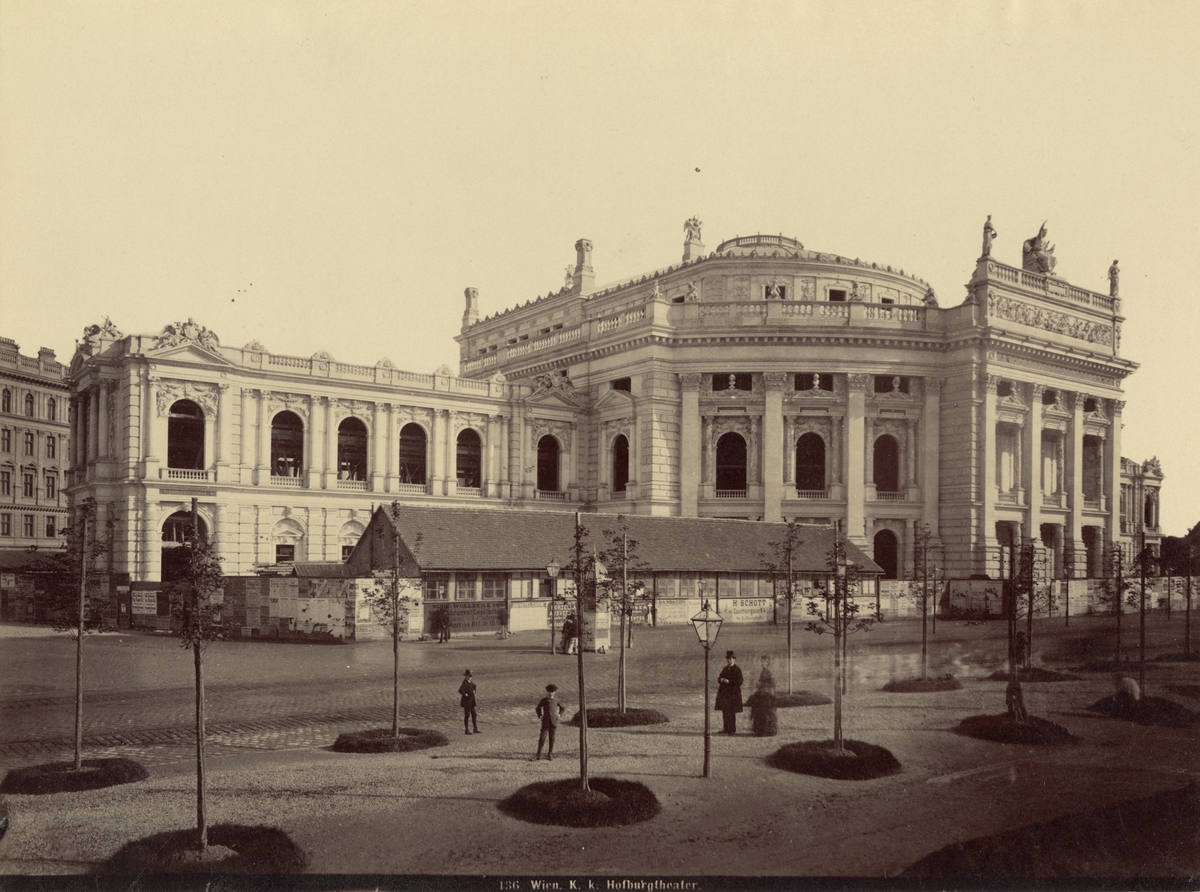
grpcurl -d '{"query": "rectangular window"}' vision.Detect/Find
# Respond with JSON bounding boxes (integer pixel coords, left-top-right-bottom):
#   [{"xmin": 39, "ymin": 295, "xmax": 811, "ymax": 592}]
[
  {"xmin": 0, "ymin": 470, "xmax": 8, "ymax": 495},
  {"xmin": 874, "ymin": 375, "xmax": 910, "ymax": 394},
  {"xmin": 23, "ymin": 474, "xmax": 34, "ymax": 497},
  {"xmin": 45, "ymin": 476, "xmax": 56, "ymax": 499},
  {"xmin": 712, "ymin": 373, "xmax": 753, "ymax": 392},
  {"xmin": 157, "ymin": 591, "xmax": 171, "ymax": 616},
  {"xmin": 423, "ymin": 574, "xmax": 449, "ymax": 601},
  {"xmin": 0, "ymin": 514, "xmax": 9, "ymax": 536},
  {"xmin": 45, "ymin": 516, "xmax": 56, "ymax": 537},
  {"xmin": 482, "ymin": 573, "xmax": 507, "ymax": 601},
  {"xmin": 341, "ymin": 545, "xmax": 354, "ymax": 561},
  {"xmin": 275, "ymin": 544, "xmax": 295, "ymax": 562},
  {"xmin": 23, "ymin": 515, "xmax": 35, "ymax": 537},
  {"xmin": 611, "ymin": 377, "xmax": 632, "ymax": 392},
  {"xmin": 829, "ymin": 289, "xmax": 847, "ymax": 302},
  {"xmin": 46, "ymin": 437, "xmax": 55, "ymax": 459},
  {"xmin": 0, "ymin": 429, "xmax": 9, "ymax": 451},
  {"xmin": 456, "ymin": 574, "xmax": 479, "ymax": 600},
  {"xmin": 24, "ymin": 432, "xmax": 34, "ymax": 455}
]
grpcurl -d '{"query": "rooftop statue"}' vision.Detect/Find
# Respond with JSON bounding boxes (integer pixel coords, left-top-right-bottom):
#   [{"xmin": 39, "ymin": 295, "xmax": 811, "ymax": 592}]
[
  {"xmin": 1022, "ymin": 223, "xmax": 1057, "ymax": 275},
  {"xmin": 684, "ymin": 216, "xmax": 703, "ymax": 243},
  {"xmin": 1109, "ymin": 260, "xmax": 1120, "ymax": 298},
  {"xmin": 79, "ymin": 317, "xmax": 124, "ymax": 350},
  {"xmin": 981, "ymin": 215, "xmax": 997, "ymax": 258}
]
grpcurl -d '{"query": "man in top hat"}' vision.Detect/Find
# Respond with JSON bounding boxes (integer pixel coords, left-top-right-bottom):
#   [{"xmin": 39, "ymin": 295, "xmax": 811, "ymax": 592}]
[
  {"xmin": 458, "ymin": 669, "xmax": 478, "ymax": 734},
  {"xmin": 715, "ymin": 651, "xmax": 744, "ymax": 734}
]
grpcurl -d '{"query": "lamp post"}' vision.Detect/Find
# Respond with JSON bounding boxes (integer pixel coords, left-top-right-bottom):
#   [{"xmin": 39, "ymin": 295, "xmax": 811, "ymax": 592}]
[
  {"xmin": 691, "ymin": 600, "xmax": 724, "ymax": 778},
  {"xmin": 546, "ymin": 560, "xmax": 560, "ymax": 655}
]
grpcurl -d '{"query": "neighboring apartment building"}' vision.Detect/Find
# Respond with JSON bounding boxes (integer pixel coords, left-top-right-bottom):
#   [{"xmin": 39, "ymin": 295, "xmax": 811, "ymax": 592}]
[
  {"xmin": 64, "ymin": 219, "xmax": 1162, "ymax": 586},
  {"xmin": 0, "ymin": 336, "xmax": 70, "ymax": 556}
]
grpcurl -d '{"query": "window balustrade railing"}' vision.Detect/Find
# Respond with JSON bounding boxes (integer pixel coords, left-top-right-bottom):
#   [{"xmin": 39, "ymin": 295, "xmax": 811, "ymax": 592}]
[
  {"xmin": 715, "ymin": 489, "xmax": 747, "ymax": 499},
  {"xmin": 456, "ymin": 486, "xmax": 483, "ymax": 497},
  {"xmin": 872, "ymin": 491, "xmax": 906, "ymax": 501},
  {"xmin": 794, "ymin": 489, "xmax": 829, "ymax": 499},
  {"xmin": 161, "ymin": 468, "xmax": 212, "ymax": 482},
  {"xmin": 534, "ymin": 490, "xmax": 567, "ymax": 501},
  {"xmin": 270, "ymin": 476, "xmax": 305, "ymax": 487},
  {"xmin": 394, "ymin": 482, "xmax": 429, "ymax": 495},
  {"xmin": 336, "ymin": 479, "xmax": 367, "ymax": 491}
]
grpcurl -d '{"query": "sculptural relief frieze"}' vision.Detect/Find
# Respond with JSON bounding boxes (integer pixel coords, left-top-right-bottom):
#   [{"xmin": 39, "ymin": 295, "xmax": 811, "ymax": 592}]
[
  {"xmin": 987, "ymin": 291, "xmax": 1113, "ymax": 346},
  {"xmin": 152, "ymin": 378, "xmax": 221, "ymax": 418},
  {"xmin": 153, "ymin": 318, "xmax": 220, "ymax": 351},
  {"xmin": 266, "ymin": 392, "xmax": 310, "ymax": 421},
  {"xmin": 530, "ymin": 419, "xmax": 573, "ymax": 453}
]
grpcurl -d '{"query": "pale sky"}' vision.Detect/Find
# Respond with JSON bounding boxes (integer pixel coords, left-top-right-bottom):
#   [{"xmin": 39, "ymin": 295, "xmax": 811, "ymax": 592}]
[{"xmin": 2, "ymin": 1, "xmax": 1197, "ymax": 535}]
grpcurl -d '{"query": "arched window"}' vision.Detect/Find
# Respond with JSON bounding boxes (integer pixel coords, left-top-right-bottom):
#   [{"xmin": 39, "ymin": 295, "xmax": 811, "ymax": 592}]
[
  {"xmin": 47, "ymin": 399, "xmax": 56, "ymax": 422},
  {"xmin": 24, "ymin": 394, "xmax": 34, "ymax": 417},
  {"xmin": 537, "ymin": 435, "xmax": 560, "ymax": 492},
  {"xmin": 611, "ymin": 434, "xmax": 629, "ymax": 494},
  {"xmin": 873, "ymin": 435, "xmax": 900, "ymax": 493},
  {"xmin": 167, "ymin": 400, "xmax": 205, "ymax": 469},
  {"xmin": 161, "ymin": 510, "xmax": 208, "ymax": 582},
  {"xmin": 456, "ymin": 428, "xmax": 482, "ymax": 488},
  {"xmin": 795, "ymin": 433, "xmax": 826, "ymax": 491},
  {"xmin": 1144, "ymin": 495, "xmax": 1156, "ymax": 530},
  {"xmin": 1082, "ymin": 435, "xmax": 1103, "ymax": 500},
  {"xmin": 715, "ymin": 432, "xmax": 747, "ymax": 492},
  {"xmin": 398, "ymin": 423, "xmax": 427, "ymax": 484},
  {"xmin": 1, "ymin": 389, "xmax": 9, "ymax": 413},
  {"xmin": 873, "ymin": 530, "xmax": 899, "ymax": 579},
  {"xmin": 337, "ymin": 417, "xmax": 368, "ymax": 481},
  {"xmin": 271, "ymin": 411, "xmax": 304, "ymax": 477}
]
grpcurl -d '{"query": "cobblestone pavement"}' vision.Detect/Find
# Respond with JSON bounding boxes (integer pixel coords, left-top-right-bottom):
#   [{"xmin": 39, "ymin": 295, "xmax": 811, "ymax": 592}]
[{"xmin": 2, "ymin": 614, "xmax": 1170, "ymax": 772}]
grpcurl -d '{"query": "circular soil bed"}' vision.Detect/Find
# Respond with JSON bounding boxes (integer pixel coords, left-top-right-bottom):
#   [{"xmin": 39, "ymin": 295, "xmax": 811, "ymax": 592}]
[
  {"xmin": 953, "ymin": 714, "xmax": 1077, "ymax": 746},
  {"xmin": 498, "ymin": 777, "xmax": 661, "ymax": 828},
  {"xmin": 568, "ymin": 707, "xmax": 669, "ymax": 728},
  {"xmin": 985, "ymin": 667, "xmax": 1078, "ymax": 682},
  {"xmin": 883, "ymin": 675, "xmax": 963, "ymax": 693},
  {"xmin": 98, "ymin": 823, "xmax": 305, "ymax": 874},
  {"xmin": 766, "ymin": 739, "xmax": 901, "ymax": 780},
  {"xmin": 331, "ymin": 727, "xmax": 450, "ymax": 753},
  {"xmin": 774, "ymin": 691, "xmax": 832, "ymax": 708},
  {"xmin": 0, "ymin": 757, "xmax": 148, "ymax": 795},
  {"xmin": 902, "ymin": 782, "xmax": 1200, "ymax": 877},
  {"xmin": 1088, "ymin": 694, "xmax": 1197, "ymax": 728}
]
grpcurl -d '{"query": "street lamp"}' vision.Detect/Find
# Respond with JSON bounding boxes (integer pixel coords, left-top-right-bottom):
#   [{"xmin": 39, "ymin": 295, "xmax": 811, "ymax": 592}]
[
  {"xmin": 546, "ymin": 560, "xmax": 561, "ymax": 655},
  {"xmin": 691, "ymin": 600, "xmax": 724, "ymax": 778}
]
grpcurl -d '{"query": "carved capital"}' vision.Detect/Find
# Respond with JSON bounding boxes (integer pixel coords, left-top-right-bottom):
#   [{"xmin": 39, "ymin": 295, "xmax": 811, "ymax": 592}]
[
  {"xmin": 763, "ymin": 372, "xmax": 788, "ymax": 392},
  {"xmin": 1031, "ymin": 384, "xmax": 1047, "ymax": 401},
  {"xmin": 984, "ymin": 374, "xmax": 1002, "ymax": 394},
  {"xmin": 1113, "ymin": 399, "xmax": 1126, "ymax": 413},
  {"xmin": 678, "ymin": 373, "xmax": 704, "ymax": 391},
  {"xmin": 847, "ymin": 374, "xmax": 873, "ymax": 393}
]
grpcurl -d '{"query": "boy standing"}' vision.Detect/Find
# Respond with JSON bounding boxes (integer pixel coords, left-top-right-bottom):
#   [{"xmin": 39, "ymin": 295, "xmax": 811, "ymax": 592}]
[{"xmin": 532, "ymin": 684, "xmax": 565, "ymax": 761}]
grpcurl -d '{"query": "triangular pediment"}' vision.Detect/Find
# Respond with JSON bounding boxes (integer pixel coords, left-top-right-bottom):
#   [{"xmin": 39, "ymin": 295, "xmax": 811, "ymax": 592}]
[
  {"xmin": 594, "ymin": 388, "xmax": 635, "ymax": 412},
  {"xmin": 524, "ymin": 387, "xmax": 587, "ymax": 410},
  {"xmin": 144, "ymin": 343, "xmax": 237, "ymax": 367}
]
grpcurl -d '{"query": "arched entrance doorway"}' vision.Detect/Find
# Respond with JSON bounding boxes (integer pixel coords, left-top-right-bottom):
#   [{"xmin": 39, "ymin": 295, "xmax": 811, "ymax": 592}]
[
  {"xmin": 161, "ymin": 511, "xmax": 209, "ymax": 582},
  {"xmin": 873, "ymin": 529, "xmax": 899, "ymax": 580}
]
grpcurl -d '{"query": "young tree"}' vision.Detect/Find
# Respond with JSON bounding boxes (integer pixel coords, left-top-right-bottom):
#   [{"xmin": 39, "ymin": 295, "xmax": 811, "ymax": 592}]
[
  {"xmin": 910, "ymin": 524, "xmax": 943, "ymax": 681},
  {"xmin": 165, "ymin": 501, "xmax": 225, "ymax": 852},
  {"xmin": 1133, "ymin": 539, "xmax": 1158, "ymax": 694},
  {"xmin": 31, "ymin": 497, "xmax": 111, "ymax": 770},
  {"xmin": 761, "ymin": 521, "xmax": 805, "ymax": 693},
  {"xmin": 804, "ymin": 535, "xmax": 879, "ymax": 752},
  {"xmin": 599, "ymin": 517, "xmax": 651, "ymax": 713},
  {"xmin": 1097, "ymin": 545, "xmax": 1135, "ymax": 665},
  {"xmin": 566, "ymin": 517, "xmax": 595, "ymax": 792},
  {"xmin": 363, "ymin": 502, "xmax": 422, "ymax": 737}
]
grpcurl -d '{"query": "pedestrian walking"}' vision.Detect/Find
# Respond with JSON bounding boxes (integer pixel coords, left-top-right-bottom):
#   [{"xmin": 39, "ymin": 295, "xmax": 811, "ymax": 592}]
[
  {"xmin": 747, "ymin": 654, "xmax": 778, "ymax": 737},
  {"xmin": 715, "ymin": 650, "xmax": 744, "ymax": 734},
  {"xmin": 532, "ymin": 683, "xmax": 565, "ymax": 760},
  {"xmin": 458, "ymin": 669, "xmax": 478, "ymax": 734},
  {"xmin": 439, "ymin": 607, "xmax": 452, "ymax": 643},
  {"xmin": 560, "ymin": 613, "xmax": 578, "ymax": 654}
]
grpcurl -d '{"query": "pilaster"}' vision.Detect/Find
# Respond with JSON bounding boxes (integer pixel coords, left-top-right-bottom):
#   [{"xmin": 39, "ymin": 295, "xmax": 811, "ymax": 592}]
[
  {"xmin": 921, "ymin": 377, "xmax": 941, "ymax": 535},
  {"xmin": 1024, "ymin": 384, "xmax": 1044, "ymax": 549},
  {"xmin": 981, "ymin": 374, "xmax": 1000, "ymax": 568},
  {"xmin": 370, "ymin": 401, "xmax": 384, "ymax": 491},
  {"xmin": 762, "ymin": 373, "xmax": 786, "ymax": 522},
  {"xmin": 679, "ymin": 373, "xmax": 702, "ymax": 518},
  {"xmin": 1066, "ymin": 391, "xmax": 1086, "ymax": 569},
  {"xmin": 845, "ymin": 374, "xmax": 870, "ymax": 544},
  {"xmin": 216, "ymin": 383, "xmax": 233, "ymax": 477},
  {"xmin": 1105, "ymin": 400, "xmax": 1124, "ymax": 547}
]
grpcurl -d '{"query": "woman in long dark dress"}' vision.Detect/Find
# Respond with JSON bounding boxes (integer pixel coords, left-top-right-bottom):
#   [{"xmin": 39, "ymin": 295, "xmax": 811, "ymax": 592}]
[{"xmin": 748, "ymin": 655, "xmax": 778, "ymax": 737}]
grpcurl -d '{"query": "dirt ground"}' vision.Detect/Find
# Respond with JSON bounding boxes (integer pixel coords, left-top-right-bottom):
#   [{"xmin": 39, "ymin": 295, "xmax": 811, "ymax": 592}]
[{"xmin": 0, "ymin": 616, "xmax": 1197, "ymax": 885}]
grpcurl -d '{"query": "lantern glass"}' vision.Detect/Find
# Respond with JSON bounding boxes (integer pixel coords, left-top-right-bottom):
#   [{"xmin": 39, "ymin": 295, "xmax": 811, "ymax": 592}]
[{"xmin": 690, "ymin": 601, "xmax": 723, "ymax": 650}]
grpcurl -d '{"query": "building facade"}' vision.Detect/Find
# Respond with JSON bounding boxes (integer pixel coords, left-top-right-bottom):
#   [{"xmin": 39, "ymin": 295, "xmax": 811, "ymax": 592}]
[
  {"xmin": 64, "ymin": 220, "xmax": 1162, "ymax": 586},
  {"xmin": 0, "ymin": 336, "xmax": 70, "ymax": 556}
]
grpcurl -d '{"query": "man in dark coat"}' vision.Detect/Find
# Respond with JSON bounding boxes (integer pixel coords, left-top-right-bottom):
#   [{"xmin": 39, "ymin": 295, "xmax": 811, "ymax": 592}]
[
  {"xmin": 532, "ymin": 683, "xmax": 565, "ymax": 760},
  {"xmin": 715, "ymin": 650, "xmax": 744, "ymax": 734},
  {"xmin": 458, "ymin": 669, "xmax": 478, "ymax": 734}
]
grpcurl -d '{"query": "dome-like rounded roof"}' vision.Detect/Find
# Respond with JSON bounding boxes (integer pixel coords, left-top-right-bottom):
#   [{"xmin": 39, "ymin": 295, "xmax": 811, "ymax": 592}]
[{"xmin": 715, "ymin": 234, "xmax": 805, "ymax": 255}]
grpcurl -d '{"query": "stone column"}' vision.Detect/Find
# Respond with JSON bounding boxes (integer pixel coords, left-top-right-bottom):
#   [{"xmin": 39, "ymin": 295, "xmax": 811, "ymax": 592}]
[
  {"xmin": 238, "ymin": 387, "xmax": 252, "ymax": 484},
  {"xmin": 981, "ymin": 375, "xmax": 1000, "ymax": 572},
  {"xmin": 1066, "ymin": 392, "xmax": 1086, "ymax": 575},
  {"xmin": 921, "ymin": 378, "xmax": 941, "ymax": 535},
  {"xmin": 69, "ymin": 397, "xmax": 81, "ymax": 477},
  {"xmin": 145, "ymin": 379, "xmax": 165, "ymax": 479},
  {"xmin": 845, "ymin": 374, "xmax": 870, "ymax": 544},
  {"xmin": 89, "ymin": 387, "xmax": 101, "ymax": 465},
  {"xmin": 322, "ymin": 398, "xmax": 335, "ymax": 489},
  {"xmin": 256, "ymin": 391, "xmax": 269, "ymax": 484},
  {"xmin": 485, "ymin": 414, "xmax": 499, "ymax": 497},
  {"xmin": 96, "ymin": 382, "xmax": 109, "ymax": 461},
  {"xmin": 1104, "ymin": 400, "xmax": 1124, "ymax": 549},
  {"xmin": 385, "ymin": 405, "xmax": 398, "ymax": 492},
  {"xmin": 445, "ymin": 411, "xmax": 458, "ymax": 497},
  {"xmin": 763, "ymin": 373, "xmax": 786, "ymax": 522},
  {"xmin": 370, "ymin": 402, "xmax": 384, "ymax": 491},
  {"xmin": 498, "ymin": 415, "xmax": 510, "ymax": 498},
  {"xmin": 1024, "ymin": 385, "xmax": 1044, "ymax": 554},
  {"xmin": 306, "ymin": 397, "xmax": 320, "ymax": 489},
  {"xmin": 141, "ymin": 507, "xmax": 159, "ymax": 583},
  {"xmin": 679, "ymin": 374, "xmax": 702, "ymax": 518},
  {"xmin": 215, "ymin": 384, "xmax": 232, "ymax": 479},
  {"xmin": 431, "ymin": 409, "xmax": 446, "ymax": 495}
]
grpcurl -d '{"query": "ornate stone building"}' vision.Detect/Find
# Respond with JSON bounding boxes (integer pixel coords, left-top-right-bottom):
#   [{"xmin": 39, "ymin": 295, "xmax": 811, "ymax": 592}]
[
  {"xmin": 0, "ymin": 335, "xmax": 70, "ymax": 557},
  {"xmin": 65, "ymin": 220, "xmax": 1163, "ymax": 584}
]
